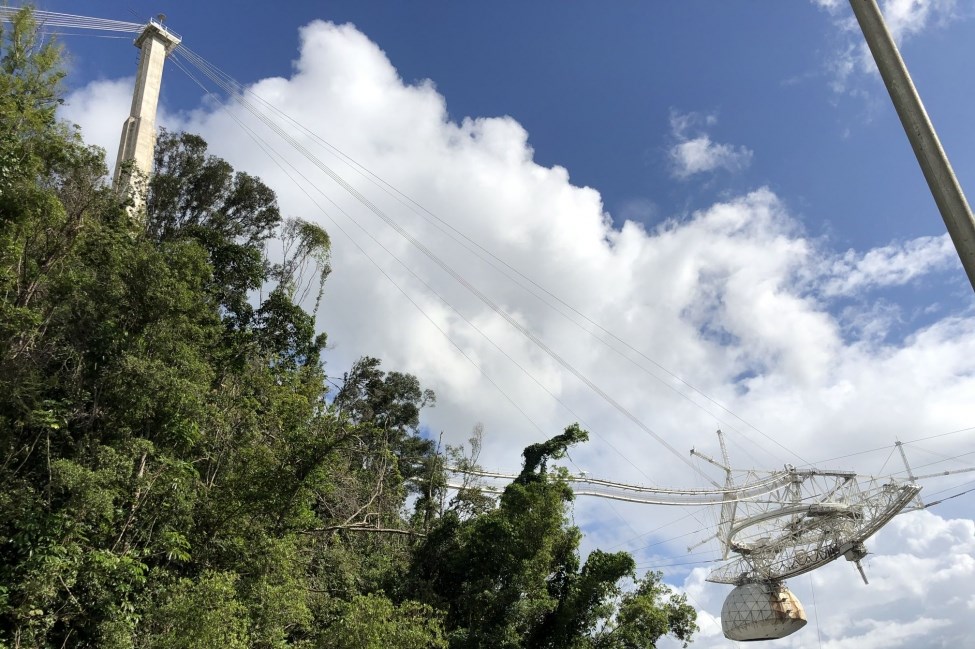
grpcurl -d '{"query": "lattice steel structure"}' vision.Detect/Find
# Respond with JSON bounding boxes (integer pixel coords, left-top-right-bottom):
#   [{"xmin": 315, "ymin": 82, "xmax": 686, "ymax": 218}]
[
  {"xmin": 449, "ymin": 435, "xmax": 920, "ymax": 586},
  {"xmin": 448, "ymin": 430, "xmax": 926, "ymax": 641},
  {"xmin": 704, "ymin": 467, "xmax": 919, "ymax": 585}
]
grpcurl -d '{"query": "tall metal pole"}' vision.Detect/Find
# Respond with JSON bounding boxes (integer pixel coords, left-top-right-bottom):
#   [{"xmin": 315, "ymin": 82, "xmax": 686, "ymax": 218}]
[{"xmin": 848, "ymin": 0, "xmax": 975, "ymax": 294}]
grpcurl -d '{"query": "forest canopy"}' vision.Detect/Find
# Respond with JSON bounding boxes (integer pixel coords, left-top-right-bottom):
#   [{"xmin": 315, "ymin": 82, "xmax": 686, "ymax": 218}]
[{"xmin": 0, "ymin": 8, "xmax": 696, "ymax": 648}]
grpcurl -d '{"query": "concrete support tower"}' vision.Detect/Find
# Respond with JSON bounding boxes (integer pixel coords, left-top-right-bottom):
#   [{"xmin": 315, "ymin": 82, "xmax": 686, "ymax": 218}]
[{"xmin": 113, "ymin": 20, "xmax": 180, "ymax": 215}]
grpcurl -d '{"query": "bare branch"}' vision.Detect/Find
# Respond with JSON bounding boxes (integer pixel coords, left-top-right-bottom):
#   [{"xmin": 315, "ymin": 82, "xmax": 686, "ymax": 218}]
[{"xmin": 299, "ymin": 523, "xmax": 424, "ymax": 538}]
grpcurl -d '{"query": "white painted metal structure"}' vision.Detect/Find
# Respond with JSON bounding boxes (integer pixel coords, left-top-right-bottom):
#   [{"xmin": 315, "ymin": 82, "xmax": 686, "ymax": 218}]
[
  {"xmin": 448, "ymin": 429, "xmax": 931, "ymax": 641},
  {"xmin": 449, "ymin": 434, "xmax": 921, "ymax": 583},
  {"xmin": 721, "ymin": 582, "xmax": 806, "ymax": 642}
]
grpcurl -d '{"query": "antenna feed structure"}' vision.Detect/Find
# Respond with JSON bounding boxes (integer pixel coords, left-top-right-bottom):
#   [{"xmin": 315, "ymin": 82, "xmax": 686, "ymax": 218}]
[
  {"xmin": 721, "ymin": 580, "xmax": 807, "ymax": 642},
  {"xmin": 710, "ymin": 465, "xmax": 919, "ymax": 641},
  {"xmin": 841, "ymin": 541, "xmax": 870, "ymax": 584},
  {"xmin": 448, "ymin": 430, "xmax": 923, "ymax": 642}
]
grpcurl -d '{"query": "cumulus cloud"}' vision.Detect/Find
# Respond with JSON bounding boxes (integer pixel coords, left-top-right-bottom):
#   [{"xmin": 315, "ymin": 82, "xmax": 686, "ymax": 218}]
[
  {"xmin": 668, "ymin": 110, "xmax": 752, "ymax": 179},
  {"xmin": 59, "ymin": 77, "xmax": 134, "ymax": 174},
  {"xmin": 59, "ymin": 76, "xmax": 181, "ymax": 177},
  {"xmin": 881, "ymin": 0, "xmax": 959, "ymax": 43},
  {"xmin": 61, "ymin": 19, "xmax": 975, "ymax": 645}
]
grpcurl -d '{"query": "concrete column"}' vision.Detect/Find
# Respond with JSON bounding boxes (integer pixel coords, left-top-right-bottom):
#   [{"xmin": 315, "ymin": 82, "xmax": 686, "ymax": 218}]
[{"xmin": 113, "ymin": 21, "xmax": 181, "ymax": 217}]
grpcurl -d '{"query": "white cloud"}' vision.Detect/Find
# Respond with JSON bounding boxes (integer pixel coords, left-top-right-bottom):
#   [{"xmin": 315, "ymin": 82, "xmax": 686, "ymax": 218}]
[
  {"xmin": 668, "ymin": 110, "xmax": 753, "ymax": 179},
  {"xmin": 59, "ymin": 76, "xmax": 181, "ymax": 178},
  {"xmin": 61, "ymin": 20, "xmax": 975, "ymax": 646},
  {"xmin": 880, "ymin": 0, "xmax": 958, "ymax": 44},
  {"xmin": 820, "ymin": 233, "xmax": 957, "ymax": 296},
  {"xmin": 815, "ymin": 0, "xmax": 963, "ymax": 93},
  {"xmin": 59, "ymin": 77, "xmax": 134, "ymax": 175},
  {"xmin": 670, "ymin": 136, "xmax": 753, "ymax": 179},
  {"xmin": 813, "ymin": 0, "xmax": 958, "ymax": 42}
]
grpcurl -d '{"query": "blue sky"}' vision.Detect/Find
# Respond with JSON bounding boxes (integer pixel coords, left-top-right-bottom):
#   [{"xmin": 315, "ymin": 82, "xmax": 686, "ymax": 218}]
[
  {"xmin": 56, "ymin": 0, "xmax": 974, "ymax": 251},
  {"xmin": 32, "ymin": 1, "xmax": 975, "ymax": 646},
  {"xmin": 53, "ymin": 0, "xmax": 975, "ymax": 342}
]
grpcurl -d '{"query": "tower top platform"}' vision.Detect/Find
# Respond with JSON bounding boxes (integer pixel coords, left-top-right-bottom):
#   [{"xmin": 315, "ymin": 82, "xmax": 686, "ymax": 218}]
[{"xmin": 134, "ymin": 20, "xmax": 181, "ymax": 52}]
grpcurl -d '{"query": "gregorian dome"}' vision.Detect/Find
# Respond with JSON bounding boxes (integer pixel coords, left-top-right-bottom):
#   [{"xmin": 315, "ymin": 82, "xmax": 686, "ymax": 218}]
[{"xmin": 720, "ymin": 581, "xmax": 807, "ymax": 642}]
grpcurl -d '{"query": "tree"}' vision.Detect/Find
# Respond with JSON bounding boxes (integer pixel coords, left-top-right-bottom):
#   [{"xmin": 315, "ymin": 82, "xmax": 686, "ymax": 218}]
[
  {"xmin": 0, "ymin": 9, "xmax": 695, "ymax": 648},
  {"xmin": 0, "ymin": 13, "xmax": 337, "ymax": 645},
  {"xmin": 334, "ymin": 356, "xmax": 438, "ymax": 493},
  {"xmin": 409, "ymin": 424, "xmax": 697, "ymax": 649},
  {"xmin": 322, "ymin": 594, "xmax": 446, "ymax": 649},
  {"xmin": 276, "ymin": 217, "xmax": 332, "ymax": 316},
  {"xmin": 141, "ymin": 571, "xmax": 251, "ymax": 649},
  {"xmin": 593, "ymin": 572, "xmax": 697, "ymax": 649},
  {"xmin": 147, "ymin": 130, "xmax": 281, "ymax": 327},
  {"xmin": 0, "ymin": 6, "xmax": 116, "ymax": 405}
]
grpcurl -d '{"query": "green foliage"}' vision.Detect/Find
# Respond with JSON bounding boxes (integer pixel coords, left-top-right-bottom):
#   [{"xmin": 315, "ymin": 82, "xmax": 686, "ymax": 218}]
[
  {"xmin": 254, "ymin": 286, "xmax": 325, "ymax": 369},
  {"xmin": 144, "ymin": 571, "xmax": 250, "ymax": 649},
  {"xmin": 520, "ymin": 421, "xmax": 589, "ymax": 481},
  {"xmin": 323, "ymin": 594, "xmax": 446, "ymax": 649},
  {"xmin": 0, "ymin": 6, "xmax": 65, "ymax": 193},
  {"xmin": 335, "ymin": 356, "xmax": 435, "ymax": 434},
  {"xmin": 147, "ymin": 130, "xmax": 281, "ymax": 326},
  {"xmin": 408, "ymin": 424, "xmax": 696, "ymax": 649},
  {"xmin": 405, "ymin": 421, "xmax": 598, "ymax": 648},
  {"xmin": 595, "ymin": 572, "xmax": 698, "ymax": 649},
  {"xmin": 334, "ymin": 356, "xmax": 438, "ymax": 500},
  {"xmin": 277, "ymin": 217, "xmax": 331, "ymax": 315},
  {"xmin": 0, "ymin": 9, "xmax": 696, "ymax": 649}
]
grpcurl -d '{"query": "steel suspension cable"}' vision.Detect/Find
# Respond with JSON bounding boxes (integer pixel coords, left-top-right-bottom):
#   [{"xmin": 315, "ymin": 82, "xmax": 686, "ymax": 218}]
[
  {"xmin": 176, "ymin": 42, "xmax": 804, "ymax": 467},
  {"xmin": 170, "ymin": 49, "xmax": 679, "ymax": 487},
  {"xmin": 0, "ymin": 8, "xmax": 144, "ymax": 32},
  {"xmin": 174, "ymin": 43, "xmax": 722, "ymax": 486}
]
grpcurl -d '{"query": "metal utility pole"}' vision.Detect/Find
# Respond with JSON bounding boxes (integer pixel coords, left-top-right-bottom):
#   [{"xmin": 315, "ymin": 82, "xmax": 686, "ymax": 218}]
[
  {"xmin": 849, "ymin": 0, "xmax": 975, "ymax": 294},
  {"xmin": 114, "ymin": 19, "xmax": 181, "ymax": 217}
]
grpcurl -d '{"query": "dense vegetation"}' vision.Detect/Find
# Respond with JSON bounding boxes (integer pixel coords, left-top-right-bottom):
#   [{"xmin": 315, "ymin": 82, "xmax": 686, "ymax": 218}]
[{"xmin": 0, "ymin": 9, "xmax": 696, "ymax": 648}]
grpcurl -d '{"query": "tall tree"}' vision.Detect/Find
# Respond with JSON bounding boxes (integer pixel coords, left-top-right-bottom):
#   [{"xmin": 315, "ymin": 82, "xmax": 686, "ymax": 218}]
[
  {"xmin": 147, "ymin": 130, "xmax": 280, "ymax": 328},
  {"xmin": 409, "ymin": 424, "xmax": 697, "ymax": 649},
  {"xmin": 0, "ymin": 9, "xmax": 695, "ymax": 648}
]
